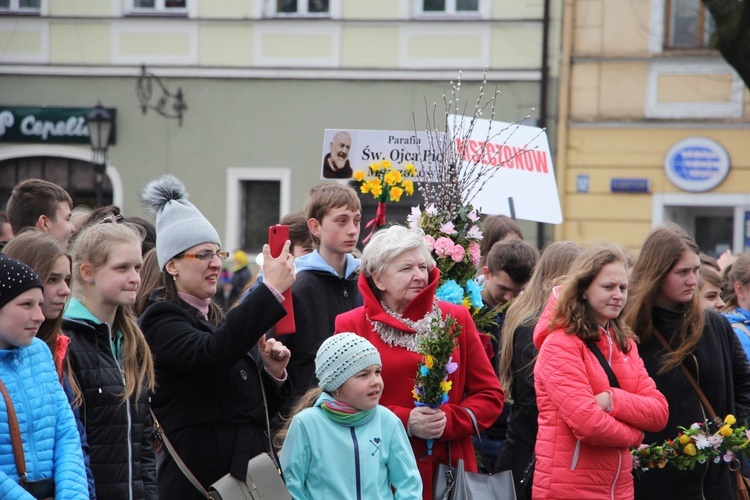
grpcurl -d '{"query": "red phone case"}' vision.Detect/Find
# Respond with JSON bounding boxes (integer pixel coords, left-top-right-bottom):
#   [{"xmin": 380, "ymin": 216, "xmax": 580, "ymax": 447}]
[{"xmin": 269, "ymin": 225, "xmax": 296, "ymax": 334}]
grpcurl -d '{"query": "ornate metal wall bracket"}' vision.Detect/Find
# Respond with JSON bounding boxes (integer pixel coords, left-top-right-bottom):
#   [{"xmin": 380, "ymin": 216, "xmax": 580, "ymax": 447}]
[{"xmin": 136, "ymin": 65, "xmax": 188, "ymax": 126}]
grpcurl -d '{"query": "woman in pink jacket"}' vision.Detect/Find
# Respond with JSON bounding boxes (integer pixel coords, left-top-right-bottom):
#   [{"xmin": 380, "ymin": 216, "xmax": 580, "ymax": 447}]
[{"xmin": 532, "ymin": 243, "xmax": 668, "ymax": 499}]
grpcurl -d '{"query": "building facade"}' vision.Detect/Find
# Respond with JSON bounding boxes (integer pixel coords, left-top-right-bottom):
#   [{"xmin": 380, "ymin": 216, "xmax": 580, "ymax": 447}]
[
  {"xmin": 0, "ymin": 0, "xmax": 559, "ymax": 252},
  {"xmin": 556, "ymin": 0, "xmax": 750, "ymax": 256}
]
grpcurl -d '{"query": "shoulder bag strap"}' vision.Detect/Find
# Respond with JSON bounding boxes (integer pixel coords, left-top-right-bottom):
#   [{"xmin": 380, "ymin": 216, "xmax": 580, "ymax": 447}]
[
  {"xmin": 462, "ymin": 407, "xmax": 491, "ymax": 473},
  {"xmin": 585, "ymin": 339, "xmax": 621, "ymax": 389},
  {"xmin": 651, "ymin": 329, "xmax": 719, "ymax": 422},
  {"xmin": 0, "ymin": 377, "xmax": 27, "ymax": 486},
  {"xmin": 257, "ymin": 365, "xmax": 286, "ymax": 481},
  {"xmin": 150, "ymin": 409, "xmax": 211, "ymax": 499}
]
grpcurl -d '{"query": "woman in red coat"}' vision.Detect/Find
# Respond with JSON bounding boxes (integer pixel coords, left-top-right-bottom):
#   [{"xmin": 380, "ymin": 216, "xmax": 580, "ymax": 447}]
[
  {"xmin": 334, "ymin": 225, "xmax": 504, "ymax": 500},
  {"xmin": 532, "ymin": 243, "xmax": 668, "ymax": 499}
]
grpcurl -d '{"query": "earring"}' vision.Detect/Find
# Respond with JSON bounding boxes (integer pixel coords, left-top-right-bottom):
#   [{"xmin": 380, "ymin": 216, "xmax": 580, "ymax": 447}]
[
  {"xmin": 88, "ymin": 278, "xmax": 94, "ymax": 284},
  {"xmin": 172, "ymin": 275, "xmax": 177, "ymax": 281}
]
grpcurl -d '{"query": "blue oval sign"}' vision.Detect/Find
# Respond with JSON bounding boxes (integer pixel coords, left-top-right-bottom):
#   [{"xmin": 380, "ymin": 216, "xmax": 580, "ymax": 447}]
[{"xmin": 664, "ymin": 137, "xmax": 729, "ymax": 192}]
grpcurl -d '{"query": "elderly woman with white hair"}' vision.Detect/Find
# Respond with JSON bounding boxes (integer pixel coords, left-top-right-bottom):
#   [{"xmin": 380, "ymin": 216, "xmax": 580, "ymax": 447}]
[{"xmin": 334, "ymin": 225, "xmax": 504, "ymax": 500}]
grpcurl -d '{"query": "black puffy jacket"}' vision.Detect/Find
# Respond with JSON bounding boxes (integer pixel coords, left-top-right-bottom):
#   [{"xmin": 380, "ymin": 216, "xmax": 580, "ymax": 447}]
[{"xmin": 63, "ymin": 313, "xmax": 158, "ymax": 500}]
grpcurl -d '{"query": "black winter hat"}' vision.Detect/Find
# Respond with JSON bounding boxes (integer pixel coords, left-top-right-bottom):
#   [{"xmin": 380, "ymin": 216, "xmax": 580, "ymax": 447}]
[{"xmin": 0, "ymin": 254, "xmax": 43, "ymax": 309}]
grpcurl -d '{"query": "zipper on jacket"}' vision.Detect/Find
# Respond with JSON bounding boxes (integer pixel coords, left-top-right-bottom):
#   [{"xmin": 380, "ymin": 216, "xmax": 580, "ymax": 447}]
[
  {"xmin": 107, "ymin": 323, "xmax": 134, "ymax": 500},
  {"xmin": 570, "ymin": 440, "xmax": 581, "ymax": 471},
  {"xmin": 610, "ymin": 449, "xmax": 622, "ymax": 499},
  {"xmin": 10, "ymin": 363, "xmax": 40, "ymax": 479},
  {"xmin": 350, "ymin": 427, "xmax": 362, "ymax": 500},
  {"xmin": 343, "ymin": 288, "xmax": 349, "ymax": 298},
  {"xmin": 605, "ymin": 329, "xmax": 613, "ymax": 366}
]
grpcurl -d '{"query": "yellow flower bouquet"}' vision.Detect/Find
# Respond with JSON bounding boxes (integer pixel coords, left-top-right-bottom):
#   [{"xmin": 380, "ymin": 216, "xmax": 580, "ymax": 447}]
[
  {"xmin": 353, "ymin": 159, "xmax": 417, "ymax": 242},
  {"xmin": 632, "ymin": 415, "xmax": 750, "ymax": 473}
]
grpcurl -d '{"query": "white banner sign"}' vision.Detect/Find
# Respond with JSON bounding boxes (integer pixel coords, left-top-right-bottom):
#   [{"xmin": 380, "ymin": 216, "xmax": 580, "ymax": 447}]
[{"xmin": 447, "ymin": 114, "xmax": 562, "ymax": 224}]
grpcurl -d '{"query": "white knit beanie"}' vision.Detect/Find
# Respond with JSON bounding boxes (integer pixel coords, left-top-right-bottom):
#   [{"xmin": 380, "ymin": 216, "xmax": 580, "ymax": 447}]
[
  {"xmin": 315, "ymin": 333, "xmax": 382, "ymax": 392},
  {"xmin": 141, "ymin": 174, "xmax": 221, "ymax": 270}
]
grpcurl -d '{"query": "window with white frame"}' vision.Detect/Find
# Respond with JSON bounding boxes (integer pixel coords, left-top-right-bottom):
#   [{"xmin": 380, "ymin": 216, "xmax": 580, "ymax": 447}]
[
  {"xmin": 665, "ymin": 0, "xmax": 714, "ymax": 49},
  {"xmin": 0, "ymin": 0, "xmax": 41, "ymax": 13},
  {"xmin": 270, "ymin": 0, "xmax": 329, "ymax": 16},
  {"xmin": 420, "ymin": 0, "xmax": 479, "ymax": 15},
  {"xmin": 129, "ymin": 0, "xmax": 187, "ymax": 15}
]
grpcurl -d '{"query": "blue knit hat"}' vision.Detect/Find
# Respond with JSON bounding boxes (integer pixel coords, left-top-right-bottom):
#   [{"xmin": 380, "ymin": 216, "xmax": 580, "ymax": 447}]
[
  {"xmin": 141, "ymin": 174, "xmax": 221, "ymax": 270},
  {"xmin": 315, "ymin": 333, "xmax": 381, "ymax": 391},
  {"xmin": 0, "ymin": 254, "xmax": 43, "ymax": 309}
]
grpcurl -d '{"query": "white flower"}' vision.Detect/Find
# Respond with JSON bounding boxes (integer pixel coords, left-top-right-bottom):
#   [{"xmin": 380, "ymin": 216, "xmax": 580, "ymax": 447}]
[
  {"xmin": 708, "ymin": 434, "xmax": 723, "ymax": 449},
  {"xmin": 467, "ymin": 210, "xmax": 479, "ymax": 222},
  {"xmin": 690, "ymin": 423, "xmax": 701, "ymax": 430},
  {"xmin": 426, "ymin": 204, "xmax": 438, "ymax": 216},
  {"xmin": 407, "ymin": 206, "xmax": 422, "ymax": 229},
  {"xmin": 466, "ymin": 225, "xmax": 484, "ymax": 240},
  {"xmin": 440, "ymin": 221, "xmax": 457, "ymax": 235},
  {"xmin": 694, "ymin": 434, "xmax": 710, "ymax": 450}
]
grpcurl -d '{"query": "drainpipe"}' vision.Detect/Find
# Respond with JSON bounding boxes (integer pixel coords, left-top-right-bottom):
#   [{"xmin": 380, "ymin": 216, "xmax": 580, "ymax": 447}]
[
  {"xmin": 554, "ymin": 0, "xmax": 576, "ymax": 242},
  {"xmin": 537, "ymin": 0, "xmax": 552, "ymax": 248}
]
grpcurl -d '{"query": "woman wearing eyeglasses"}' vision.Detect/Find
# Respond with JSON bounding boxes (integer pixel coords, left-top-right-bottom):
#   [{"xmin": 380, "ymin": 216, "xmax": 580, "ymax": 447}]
[{"xmin": 138, "ymin": 175, "xmax": 296, "ymax": 499}]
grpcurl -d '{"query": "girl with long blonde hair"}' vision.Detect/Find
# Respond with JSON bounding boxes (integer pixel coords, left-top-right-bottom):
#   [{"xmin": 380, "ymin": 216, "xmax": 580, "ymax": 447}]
[{"xmin": 63, "ymin": 221, "xmax": 157, "ymax": 499}]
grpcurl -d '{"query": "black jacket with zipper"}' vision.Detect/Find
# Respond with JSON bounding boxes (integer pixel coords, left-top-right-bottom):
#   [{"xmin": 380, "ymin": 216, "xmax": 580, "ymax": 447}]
[{"xmin": 62, "ymin": 317, "xmax": 158, "ymax": 500}]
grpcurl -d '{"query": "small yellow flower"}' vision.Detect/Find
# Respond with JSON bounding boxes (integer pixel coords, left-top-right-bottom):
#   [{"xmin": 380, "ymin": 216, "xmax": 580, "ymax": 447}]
[
  {"xmin": 370, "ymin": 177, "xmax": 381, "ymax": 186},
  {"xmin": 678, "ymin": 434, "xmax": 691, "ymax": 445},
  {"xmin": 389, "ymin": 186, "xmax": 404, "ymax": 202},
  {"xmin": 360, "ymin": 183, "xmax": 371, "ymax": 194},
  {"xmin": 404, "ymin": 162, "xmax": 417, "ymax": 175},
  {"xmin": 370, "ymin": 161, "xmax": 382, "ymax": 172},
  {"xmin": 380, "ymin": 159, "xmax": 392, "ymax": 169},
  {"xmin": 402, "ymin": 179, "xmax": 414, "ymax": 195},
  {"xmin": 412, "ymin": 388, "xmax": 420, "ymax": 400},
  {"xmin": 440, "ymin": 380, "xmax": 452, "ymax": 393},
  {"xmin": 384, "ymin": 169, "xmax": 403, "ymax": 186},
  {"xmin": 370, "ymin": 184, "xmax": 383, "ymax": 197},
  {"xmin": 424, "ymin": 355, "xmax": 434, "ymax": 369},
  {"xmin": 353, "ymin": 170, "xmax": 366, "ymax": 181},
  {"xmin": 683, "ymin": 443, "xmax": 697, "ymax": 456},
  {"xmin": 462, "ymin": 296, "xmax": 471, "ymax": 310},
  {"xmin": 720, "ymin": 425, "xmax": 733, "ymax": 437},
  {"xmin": 725, "ymin": 414, "xmax": 737, "ymax": 426}
]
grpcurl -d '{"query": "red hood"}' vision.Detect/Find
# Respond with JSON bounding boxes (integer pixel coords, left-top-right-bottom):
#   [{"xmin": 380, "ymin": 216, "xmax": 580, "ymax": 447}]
[
  {"xmin": 533, "ymin": 285, "xmax": 562, "ymax": 350},
  {"xmin": 358, "ymin": 266, "xmax": 441, "ymax": 331},
  {"xmin": 55, "ymin": 333, "xmax": 70, "ymax": 380}
]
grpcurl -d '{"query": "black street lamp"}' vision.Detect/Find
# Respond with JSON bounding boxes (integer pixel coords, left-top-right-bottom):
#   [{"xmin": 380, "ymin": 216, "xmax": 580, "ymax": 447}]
[{"xmin": 86, "ymin": 102, "xmax": 113, "ymax": 207}]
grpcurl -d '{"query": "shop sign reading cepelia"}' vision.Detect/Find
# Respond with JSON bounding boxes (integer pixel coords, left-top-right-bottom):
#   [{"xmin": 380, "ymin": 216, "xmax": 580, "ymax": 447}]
[
  {"xmin": 664, "ymin": 137, "xmax": 729, "ymax": 192},
  {"xmin": 0, "ymin": 106, "xmax": 117, "ymax": 145}
]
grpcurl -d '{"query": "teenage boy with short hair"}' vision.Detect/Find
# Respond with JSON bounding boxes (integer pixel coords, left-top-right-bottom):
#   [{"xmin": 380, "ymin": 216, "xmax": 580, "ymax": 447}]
[
  {"xmin": 6, "ymin": 179, "xmax": 76, "ymax": 242},
  {"xmin": 477, "ymin": 237, "xmax": 539, "ymax": 471},
  {"xmin": 272, "ymin": 183, "xmax": 362, "ymax": 413}
]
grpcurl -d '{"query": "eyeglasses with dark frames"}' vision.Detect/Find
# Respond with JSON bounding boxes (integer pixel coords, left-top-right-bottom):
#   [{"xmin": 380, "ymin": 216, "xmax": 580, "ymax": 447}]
[{"xmin": 178, "ymin": 251, "xmax": 230, "ymax": 262}]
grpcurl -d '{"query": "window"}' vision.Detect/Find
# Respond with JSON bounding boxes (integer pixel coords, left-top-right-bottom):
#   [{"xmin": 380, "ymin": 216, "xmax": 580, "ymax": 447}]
[
  {"xmin": 0, "ymin": 0, "xmax": 41, "ymax": 13},
  {"xmin": 241, "ymin": 180, "xmax": 281, "ymax": 253},
  {"xmin": 129, "ymin": 0, "xmax": 187, "ymax": 14},
  {"xmin": 273, "ymin": 0, "xmax": 329, "ymax": 16},
  {"xmin": 665, "ymin": 0, "xmax": 714, "ymax": 48},
  {"xmin": 421, "ymin": 0, "xmax": 479, "ymax": 15}
]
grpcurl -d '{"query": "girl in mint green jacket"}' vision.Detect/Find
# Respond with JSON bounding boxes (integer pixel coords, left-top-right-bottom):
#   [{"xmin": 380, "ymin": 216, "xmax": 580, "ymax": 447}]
[{"xmin": 278, "ymin": 333, "xmax": 422, "ymax": 500}]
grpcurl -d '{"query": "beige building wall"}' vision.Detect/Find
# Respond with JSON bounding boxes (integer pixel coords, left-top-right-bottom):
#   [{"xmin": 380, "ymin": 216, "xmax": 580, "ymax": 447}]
[{"xmin": 557, "ymin": 0, "xmax": 749, "ymax": 254}]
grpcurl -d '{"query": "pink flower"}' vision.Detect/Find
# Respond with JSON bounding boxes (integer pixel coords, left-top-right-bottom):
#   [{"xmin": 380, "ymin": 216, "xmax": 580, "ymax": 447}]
[
  {"xmin": 468, "ymin": 241, "xmax": 481, "ymax": 266},
  {"xmin": 425, "ymin": 204, "xmax": 438, "ymax": 216},
  {"xmin": 433, "ymin": 237, "xmax": 454, "ymax": 258},
  {"xmin": 448, "ymin": 244, "xmax": 465, "ymax": 263},
  {"xmin": 466, "ymin": 225, "xmax": 483, "ymax": 240},
  {"xmin": 467, "ymin": 210, "xmax": 479, "ymax": 222},
  {"xmin": 424, "ymin": 234, "xmax": 436, "ymax": 251},
  {"xmin": 440, "ymin": 221, "xmax": 457, "ymax": 235}
]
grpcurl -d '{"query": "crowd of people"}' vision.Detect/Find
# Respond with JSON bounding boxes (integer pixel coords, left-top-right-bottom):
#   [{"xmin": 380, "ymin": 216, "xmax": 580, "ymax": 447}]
[{"xmin": 0, "ymin": 176, "xmax": 749, "ymax": 499}]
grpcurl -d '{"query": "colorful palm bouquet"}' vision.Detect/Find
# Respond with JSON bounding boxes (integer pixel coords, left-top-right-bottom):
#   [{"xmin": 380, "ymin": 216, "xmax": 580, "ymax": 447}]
[
  {"xmin": 632, "ymin": 415, "xmax": 750, "ymax": 473},
  {"xmin": 407, "ymin": 203, "xmax": 484, "ymax": 314},
  {"xmin": 353, "ymin": 160, "xmax": 417, "ymax": 241},
  {"xmin": 412, "ymin": 315, "xmax": 460, "ymax": 455}
]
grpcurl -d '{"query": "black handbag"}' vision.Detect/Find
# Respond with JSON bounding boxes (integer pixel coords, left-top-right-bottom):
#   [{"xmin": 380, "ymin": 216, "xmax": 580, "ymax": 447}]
[
  {"xmin": 0, "ymin": 377, "xmax": 56, "ymax": 500},
  {"xmin": 433, "ymin": 408, "xmax": 517, "ymax": 500}
]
